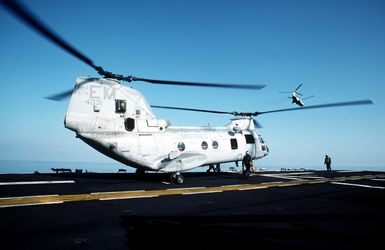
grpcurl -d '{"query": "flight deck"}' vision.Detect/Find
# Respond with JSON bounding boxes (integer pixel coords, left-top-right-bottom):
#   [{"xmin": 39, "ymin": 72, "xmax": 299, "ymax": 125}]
[{"xmin": 1, "ymin": 170, "xmax": 384, "ymax": 249}]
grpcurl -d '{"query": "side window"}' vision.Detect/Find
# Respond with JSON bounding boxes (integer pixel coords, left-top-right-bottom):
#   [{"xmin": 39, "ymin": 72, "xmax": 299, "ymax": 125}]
[
  {"xmin": 201, "ymin": 141, "xmax": 208, "ymax": 150},
  {"xmin": 245, "ymin": 134, "xmax": 255, "ymax": 144},
  {"xmin": 115, "ymin": 100, "xmax": 126, "ymax": 113},
  {"xmin": 124, "ymin": 118, "xmax": 135, "ymax": 131},
  {"xmin": 177, "ymin": 142, "xmax": 185, "ymax": 152},
  {"xmin": 230, "ymin": 138, "xmax": 238, "ymax": 150},
  {"xmin": 212, "ymin": 141, "xmax": 219, "ymax": 149}
]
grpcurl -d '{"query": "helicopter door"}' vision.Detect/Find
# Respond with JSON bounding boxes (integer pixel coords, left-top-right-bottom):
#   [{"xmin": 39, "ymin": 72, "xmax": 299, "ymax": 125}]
[{"xmin": 244, "ymin": 134, "xmax": 256, "ymax": 157}]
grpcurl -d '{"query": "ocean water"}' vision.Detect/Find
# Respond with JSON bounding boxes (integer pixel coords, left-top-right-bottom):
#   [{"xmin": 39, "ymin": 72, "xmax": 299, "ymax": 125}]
[{"xmin": 0, "ymin": 160, "xmax": 383, "ymax": 174}]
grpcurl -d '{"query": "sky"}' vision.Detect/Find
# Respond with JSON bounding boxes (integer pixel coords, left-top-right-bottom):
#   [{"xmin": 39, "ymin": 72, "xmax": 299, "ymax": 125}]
[{"xmin": 0, "ymin": 0, "xmax": 384, "ymax": 171}]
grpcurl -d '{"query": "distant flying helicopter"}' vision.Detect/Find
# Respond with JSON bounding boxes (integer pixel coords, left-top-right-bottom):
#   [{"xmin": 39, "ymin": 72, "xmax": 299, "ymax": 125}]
[
  {"xmin": 279, "ymin": 84, "xmax": 315, "ymax": 106},
  {"xmin": 1, "ymin": 0, "xmax": 373, "ymax": 184}
]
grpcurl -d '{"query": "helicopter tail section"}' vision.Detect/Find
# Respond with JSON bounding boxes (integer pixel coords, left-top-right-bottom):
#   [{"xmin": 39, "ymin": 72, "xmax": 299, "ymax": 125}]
[
  {"xmin": 65, "ymin": 77, "xmax": 118, "ymax": 133},
  {"xmin": 64, "ymin": 77, "xmax": 159, "ymax": 170},
  {"xmin": 65, "ymin": 77, "xmax": 156, "ymax": 134}
]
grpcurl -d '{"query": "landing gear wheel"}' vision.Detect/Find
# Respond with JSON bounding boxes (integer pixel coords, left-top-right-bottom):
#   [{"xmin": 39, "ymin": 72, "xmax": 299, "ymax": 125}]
[
  {"xmin": 170, "ymin": 172, "xmax": 184, "ymax": 184},
  {"xmin": 175, "ymin": 174, "xmax": 184, "ymax": 184}
]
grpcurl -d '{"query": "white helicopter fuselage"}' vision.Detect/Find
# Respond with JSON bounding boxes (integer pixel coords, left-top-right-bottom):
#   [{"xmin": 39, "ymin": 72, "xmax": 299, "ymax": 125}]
[
  {"xmin": 65, "ymin": 77, "xmax": 269, "ymax": 173},
  {"xmin": 291, "ymin": 92, "xmax": 304, "ymax": 106}
]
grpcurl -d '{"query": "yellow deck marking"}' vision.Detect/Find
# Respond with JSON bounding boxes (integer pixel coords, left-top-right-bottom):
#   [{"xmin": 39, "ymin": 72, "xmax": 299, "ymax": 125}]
[
  {"xmin": 182, "ymin": 190, "xmax": 223, "ymax": 195},
  {"xmin": 166, "ymin": 187, "xmax": 205, "ymax": 191},
  {"xmin": 1, "ymin": 174, "xmax": 384, "ymax": 208},
  {"xmin": 100, "ymin": 195, "xmax": 159, "ymax": 201},
  {"xmin": 238, "ymin": 186, "xmax": 268, "ymax": 191},
  {"xmin": 221, "ymin": 184, "xmax": 247, "ymax": 188}
]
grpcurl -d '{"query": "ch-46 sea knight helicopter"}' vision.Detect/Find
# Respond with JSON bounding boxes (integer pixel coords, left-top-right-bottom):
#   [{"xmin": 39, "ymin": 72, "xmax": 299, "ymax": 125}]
[
  {"xmin": 279, "ymin": 84, "xmax": 315, "ymax": 106},
  {"xmin": 2, "ymin": 0, "xmax": 373, "ymax": 184}
]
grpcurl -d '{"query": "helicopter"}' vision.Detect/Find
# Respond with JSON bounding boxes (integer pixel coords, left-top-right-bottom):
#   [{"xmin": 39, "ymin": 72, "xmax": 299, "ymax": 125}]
[
  {"xmin": 279, "ymin": 84, "xmax": 315, "ymax": 106},
  {"xmin": 1, "ymin": 0, "xmax": 373, "ymax": 184}
]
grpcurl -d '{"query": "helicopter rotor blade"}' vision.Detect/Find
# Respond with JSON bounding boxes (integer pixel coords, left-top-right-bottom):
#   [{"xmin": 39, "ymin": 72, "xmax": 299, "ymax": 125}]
[
  {"xmin": 44, "ymin": 89, "xmax": 73, "ymax": 101},
  {"xmin": 254, "ymin": 99, "xmax": 373, "ymax": 116},
  {"xmin": 151, "ymin": 105, "xmax": 236, "ymax": 115},
  {"xmin": 151, "ymin": 105, "xmax": 262, "ymax": 117},
  {"xmin": 44, "ymin": 78, "xmax": 97, "ymax": 101},
  {"xmin": 133, "ymin": 77, "xmax": 265, "ymax": 90},
  {"xmin": 302, "ymin": 95, "xmax": 315, "ymax": 101},
  {"xmin": 151, "ymin": 99, "xmax": 372, "ymax": 127},
  {"xmin": 151, "ymin": 105, "xmax": 264, "ymax": 128},
  {"xmin": 1, "ymin": 0, "xmax": 105, "ymax": 75},
  {"xmin": 294, "ymin": 84, "xmax": 302, "ymax": 92},
  {"xmin": 253, "ymin": 119, "xmax": 263, "ymax": 128},
  {"xmin": 1, "ymin": 0, "xmax": 266, "ymax": 91}
]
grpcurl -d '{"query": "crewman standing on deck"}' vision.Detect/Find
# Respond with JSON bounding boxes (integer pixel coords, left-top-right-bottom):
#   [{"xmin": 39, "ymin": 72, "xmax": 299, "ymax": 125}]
[
  {"xmin": 324, "ymin": 154, "xmax": 332, "ymax": 173},
  {"xmin": 242, "ymin": 151, "xmax": 252, "ymax": 178}
]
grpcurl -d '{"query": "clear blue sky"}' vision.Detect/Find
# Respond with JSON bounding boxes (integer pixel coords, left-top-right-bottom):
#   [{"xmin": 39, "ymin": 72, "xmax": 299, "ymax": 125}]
[{"xmin": 0, "ymin": 0, "xmax": 384, "ymax": 171}]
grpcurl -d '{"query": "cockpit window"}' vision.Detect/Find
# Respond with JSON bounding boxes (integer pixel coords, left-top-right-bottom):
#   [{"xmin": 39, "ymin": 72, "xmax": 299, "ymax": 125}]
[
  {"xmin": 259, "ymin": 136, "xmax": 265, "ymax": 144},
  {"xmin": 245, "ymin": 134, "xmax": 255, "ymax": 144}
]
